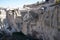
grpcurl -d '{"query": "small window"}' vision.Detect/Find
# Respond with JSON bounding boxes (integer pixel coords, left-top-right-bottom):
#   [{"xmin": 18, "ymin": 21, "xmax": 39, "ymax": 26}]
[
  {"xmin": 46, "ymin": 16, "xmax": 49, "ymax": 18},
  {"xmin": 41, "ymin": 12, "xmax": 43, "ymax": 14},
  {"xmin": 45, "ymin": 0, "xmax": 49, "ymax": 2},
  {"xmin": 0, "ymin": 11, "xmax": 1, "ymax": 14},
  {"xmin": 58, "ymin": 28, "xmax": 60, "ymax": 32}
]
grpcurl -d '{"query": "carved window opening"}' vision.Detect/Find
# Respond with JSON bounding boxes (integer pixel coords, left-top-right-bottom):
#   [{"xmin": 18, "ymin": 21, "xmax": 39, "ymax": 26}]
[{"xmin": 0, "ymin": 11, "xmax": 1, "ymax": 14}]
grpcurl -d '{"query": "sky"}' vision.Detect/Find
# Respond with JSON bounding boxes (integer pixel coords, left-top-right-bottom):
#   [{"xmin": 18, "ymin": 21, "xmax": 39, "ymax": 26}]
[{"xmin": 0, "ymin": 0, "xmax": 44, "ymax": 8}]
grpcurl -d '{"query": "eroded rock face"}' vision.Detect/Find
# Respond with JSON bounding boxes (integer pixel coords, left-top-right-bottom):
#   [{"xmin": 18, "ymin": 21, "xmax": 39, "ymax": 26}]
[
  {"xmin": 21, "ymin": 5, "xmax": 60, "ymax": 40},
  {"xmin": 0, "ymin": 2, "xmax": 60, "ymax": 40},
  {"xmin": 3, "ymin": 5, "xmax": 59, "ymax": 40}
]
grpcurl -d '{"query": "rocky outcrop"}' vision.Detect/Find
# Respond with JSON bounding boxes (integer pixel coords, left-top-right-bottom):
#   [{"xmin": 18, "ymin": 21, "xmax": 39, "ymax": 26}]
[{"xmin": 22, "ymin": 2, "xmax": 60, "ymax": 40}]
